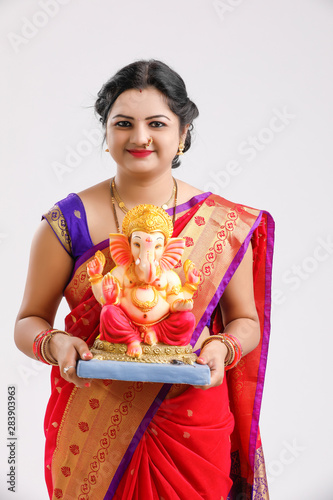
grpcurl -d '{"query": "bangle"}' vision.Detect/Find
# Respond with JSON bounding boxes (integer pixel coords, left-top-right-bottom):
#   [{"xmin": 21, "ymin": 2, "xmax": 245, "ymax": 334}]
[
  {"xmin": 200, "ymin": 333, "xmax": 243, "ymax": 370},
  {"xmin": 33, "ymin": 329, "xmax": 53, "ymax": 362},
  {"xmin": 182, "ymin": 282, "xmax": 198, "ymax": 294},
  {"xmin": 89, "ymin": 274, "xmax": 103, "ymax": 284},
  {"xmin": 33, "ymin": 329, "xmax": 72, "ymax": 366},
  {"xmin": 223, "ymin": 333, "xmax": 243, "ymax": 370}
]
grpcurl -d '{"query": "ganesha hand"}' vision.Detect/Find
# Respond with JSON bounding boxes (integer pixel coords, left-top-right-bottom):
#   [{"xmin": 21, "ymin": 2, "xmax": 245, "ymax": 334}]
[
  {"xmin": 87, "ymin": 250, "xmax": 105, "ymax": 284},
  {"xmin": 102, "ymin": 274, "xmax": 120, "ymax": 305},
  {"xmin": 182, "ymin": 260, "xmax": 200, "ymax": 296},
  {"xmin": 183, "ymin": 259, "xmax": 200, "ymax": 285},
  {"xmin": 87, "ymin": 250, "xmax": 106, "ymax": 279},
  {"xmin": 171, "ymin": 298, "xmax": 193, "ymax": 312}
]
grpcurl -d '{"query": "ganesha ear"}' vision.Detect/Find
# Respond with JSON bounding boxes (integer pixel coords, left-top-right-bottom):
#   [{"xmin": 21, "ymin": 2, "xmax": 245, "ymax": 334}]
[
  {"xmin": 109, "ymin": 233, "xmax": 133, "ymax": 268},
  {"xmin": 160, "ymin": 238, "xmax": 185, "ymax": 271}
]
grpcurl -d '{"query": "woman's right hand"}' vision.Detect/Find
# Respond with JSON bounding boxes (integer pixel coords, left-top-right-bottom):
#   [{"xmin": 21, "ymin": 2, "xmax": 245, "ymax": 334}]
[{"xmin": 48, "ymin": 333, "xmax": 93, "ymax": 389}]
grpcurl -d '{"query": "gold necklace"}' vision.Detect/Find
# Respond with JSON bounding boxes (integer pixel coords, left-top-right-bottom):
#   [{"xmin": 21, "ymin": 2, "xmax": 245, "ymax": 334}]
[
  {"xmin": 112, "ymin": 177, "xmax": 176, "ymax": 213},
  {"xmin": 110, "ymin": 177, "xmax": 178, "ymax": 232},
  {"xmin": 110, "ymin": 179, "xmax": 121, "ymax": 233},
  {"xmin": 131, "ymin": 285, "xmax": 159, "ymax": 312}
]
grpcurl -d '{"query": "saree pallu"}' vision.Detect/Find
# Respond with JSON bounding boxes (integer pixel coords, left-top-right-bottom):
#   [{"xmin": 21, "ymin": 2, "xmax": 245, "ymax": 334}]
[{"xmin": 43, "ymin": 192, "xmax": 274, "ymax": 499}]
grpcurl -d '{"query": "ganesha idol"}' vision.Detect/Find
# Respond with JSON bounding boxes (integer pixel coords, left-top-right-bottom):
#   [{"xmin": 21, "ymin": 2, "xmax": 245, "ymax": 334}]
[{"xmin": 86, "ymin": 204, "xmax": 200, "ymax": 361}]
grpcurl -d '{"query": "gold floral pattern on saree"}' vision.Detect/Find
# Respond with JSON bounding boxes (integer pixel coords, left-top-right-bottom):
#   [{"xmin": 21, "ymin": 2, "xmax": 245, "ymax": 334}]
[
  {"xmin": 198, "ymin": 206, "xmax": 239, "ymax": 287},
  {"xmin": 51, "ymin": 380, "xmax": 164, "ymax": 500},
  {"xmin": 253, "ymin": 446, "xmax": 270, "ymax": 499},
  {"xmin": 43, "ymin": 204, "xmax": 72, "ymax": 255}
]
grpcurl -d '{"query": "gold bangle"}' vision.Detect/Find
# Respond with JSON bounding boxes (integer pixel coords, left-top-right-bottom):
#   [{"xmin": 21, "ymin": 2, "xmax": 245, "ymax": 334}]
[
  {"xmin": 166, "ymin": 285, "xmax": 182, "ymax": 297},
  {"xmin": 221, "ymin": 338, "xmax": 235, "ymax": 366},
  {"xmin": 41, "ymin": 335, "xmax": 58, "ymax": 365},
  {"xmin": 40, "ymin": 330, "xmax": 72, "ymax": 366},
  {"xmin": 200, "ymin": 334, "xmax": 235, "ymax": 367},
  {"xmin": 170, "ymin": 299, "xmax": 182, "ymax": 313},
  {"xmin": 182, "ymin": 282, "xmax": 198, "ymax": 294}
]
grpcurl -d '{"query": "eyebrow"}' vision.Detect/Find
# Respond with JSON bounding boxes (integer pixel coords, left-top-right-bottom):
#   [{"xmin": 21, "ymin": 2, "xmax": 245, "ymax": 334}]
[{"xmin": 111, "ymin": 114, "xmax": 171, "ymax": 121}]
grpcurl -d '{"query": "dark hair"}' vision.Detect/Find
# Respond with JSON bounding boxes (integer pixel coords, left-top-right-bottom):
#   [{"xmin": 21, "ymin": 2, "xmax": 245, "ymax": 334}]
[{"xmin": 95, "ymin": 59, "xmax": 199, "ymax": 168}]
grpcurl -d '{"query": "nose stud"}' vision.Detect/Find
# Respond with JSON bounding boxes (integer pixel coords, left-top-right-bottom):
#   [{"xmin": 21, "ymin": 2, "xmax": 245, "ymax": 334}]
[{"xmin": 144, "ymin": 137, "xmax": 153, "ymax": 149}]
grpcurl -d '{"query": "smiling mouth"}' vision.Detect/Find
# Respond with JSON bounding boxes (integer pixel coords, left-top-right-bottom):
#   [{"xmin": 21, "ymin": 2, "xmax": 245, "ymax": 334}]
[{"xmin": 127, "ymin": 150, "xmax": 154, "ymax": 158}]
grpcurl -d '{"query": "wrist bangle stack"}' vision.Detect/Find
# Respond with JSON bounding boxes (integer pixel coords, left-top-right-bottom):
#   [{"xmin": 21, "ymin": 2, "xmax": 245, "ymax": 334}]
[
  {"xmin": 223, "ymin": 333, "xmax": 243, "ymax": 370},
  {"xmin": 33, "ymin": 329, "xmax": 72, "ymax": 366},
  {"xmin": 200, "ymin": 333, "xmax": 243, "ymax": 371}
]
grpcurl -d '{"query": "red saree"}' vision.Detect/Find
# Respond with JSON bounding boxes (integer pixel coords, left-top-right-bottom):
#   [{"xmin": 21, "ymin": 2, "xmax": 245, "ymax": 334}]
[{"xmin": 42, "ymin": 192, "xmax": 274, "ymax": 499}]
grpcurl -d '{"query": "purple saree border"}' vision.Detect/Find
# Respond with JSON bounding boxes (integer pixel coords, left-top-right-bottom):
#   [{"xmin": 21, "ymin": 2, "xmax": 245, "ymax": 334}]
[
  {"xmin": 190, "ymin": 210, "xmax": 264, "ymax": 348},
  {"xmin": 104, "ymin": 383, "xmax": 172, "ymax": 499},
  {"xmin": 248, "ymin": 212, "xmax": 275, "ymax": 470},
  {"xmin": 69, "ymin": 191, "xmax": 212, "ymax": 279}
]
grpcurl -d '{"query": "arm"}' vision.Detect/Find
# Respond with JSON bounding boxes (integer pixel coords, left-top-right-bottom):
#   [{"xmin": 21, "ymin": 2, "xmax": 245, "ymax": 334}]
[
  {"xmin": 14, "ymin": 220, "xmax": 93, "ymax": 388},
  {"xmin": 196, "ymin": 243, "xmax": 260, "ymax": 389}
]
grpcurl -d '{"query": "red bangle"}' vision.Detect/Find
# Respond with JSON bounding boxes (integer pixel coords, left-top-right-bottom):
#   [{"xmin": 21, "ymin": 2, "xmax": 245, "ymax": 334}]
[
  {"xmin": 200, "ymin": 333, "xmax": 243, "ymax": 371},
  {"xmin": 33, "ymin": 330, "xmax": 53, "ymax": 363},
  {"xmin": 223, "ymin": 333, "xmax": 243, "ymax": 371},
  {"xmin": 32, "ymin": 329, "xmax": 72, "ymax": 366}
]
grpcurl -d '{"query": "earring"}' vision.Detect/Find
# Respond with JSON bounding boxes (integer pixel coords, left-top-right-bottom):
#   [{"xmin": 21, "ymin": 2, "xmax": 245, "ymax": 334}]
[
  {"xmin": 105, "ymin": 148, "xmax": 109, "ymax": 152},
  {"xmin": 176, "ymin": 141, "xmax": 185, "ymax": 156},
  {"xmin": 144, "ymin": 137, "xmax": 153, "ymax": 149}
]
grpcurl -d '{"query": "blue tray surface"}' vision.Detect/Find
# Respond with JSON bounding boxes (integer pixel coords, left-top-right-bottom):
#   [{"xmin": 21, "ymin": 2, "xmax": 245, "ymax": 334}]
[{"xmin": 77, "ymin": 359, "xmax": 210, "ymax": 385}]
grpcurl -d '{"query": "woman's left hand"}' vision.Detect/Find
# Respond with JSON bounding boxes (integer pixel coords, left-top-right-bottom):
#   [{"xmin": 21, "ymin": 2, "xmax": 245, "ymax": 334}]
[{"xmin": 195, "ymin": 340, "xmax": 228, "ymax": 390}]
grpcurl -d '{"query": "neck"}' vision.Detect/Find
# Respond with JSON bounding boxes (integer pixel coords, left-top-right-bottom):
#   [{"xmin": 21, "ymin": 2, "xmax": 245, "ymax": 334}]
[{"xmin": 114, "ymin": 170, "xmax": 175, "ymax": 210}]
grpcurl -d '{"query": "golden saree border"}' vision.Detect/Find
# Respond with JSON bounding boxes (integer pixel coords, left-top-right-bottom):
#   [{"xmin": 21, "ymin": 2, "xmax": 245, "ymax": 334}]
[
  {"xmin": 253, "ymin": 446, "xmax": 270, "ymax": 499},
  {"xmin": 51, "ymin": 380, "xmax": 164, "ymax": 500},
  {"xmin": 43, "ymin": 204, "xmax": 72, "ymax": 255}
]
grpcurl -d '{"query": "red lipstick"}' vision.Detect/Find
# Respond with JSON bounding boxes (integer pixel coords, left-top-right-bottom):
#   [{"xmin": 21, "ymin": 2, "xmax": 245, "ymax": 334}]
[{"xmin": 127, "ymin": 150, "xmax": 153, "ymax": 158}]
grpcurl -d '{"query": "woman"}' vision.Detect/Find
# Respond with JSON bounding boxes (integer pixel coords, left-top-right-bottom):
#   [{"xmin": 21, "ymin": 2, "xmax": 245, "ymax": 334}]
[{"xmin": 15, "ymin": 60, "xmax": 274, "ymax": 499}]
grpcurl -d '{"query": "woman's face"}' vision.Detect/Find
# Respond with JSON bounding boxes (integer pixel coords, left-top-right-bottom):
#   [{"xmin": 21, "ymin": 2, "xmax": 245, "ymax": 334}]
[{"xmin": 105, "ymin": 87, "xmax": 187, "ymax": 177}]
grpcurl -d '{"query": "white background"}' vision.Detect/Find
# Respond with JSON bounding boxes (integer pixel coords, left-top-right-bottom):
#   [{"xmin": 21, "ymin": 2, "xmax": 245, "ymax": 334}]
[{"xmin": 1, "ymin": 0, "xmax": 332, "ymax": 498}]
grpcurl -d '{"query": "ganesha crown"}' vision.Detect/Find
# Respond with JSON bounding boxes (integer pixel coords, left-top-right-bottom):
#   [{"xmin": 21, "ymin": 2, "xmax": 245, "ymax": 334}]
[{"xmin": 122, "ymin": 204, "xmax": 173, "ymax": 239}]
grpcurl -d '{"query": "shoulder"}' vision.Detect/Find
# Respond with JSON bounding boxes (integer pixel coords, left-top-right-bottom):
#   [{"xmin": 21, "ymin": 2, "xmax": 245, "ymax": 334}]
[
  {"xmin": 77, "ymin": 179, "xmax": 111, "ymax": 203},
  {"xmin": 204, "ymin": 193, "xmax": 263, "ymax": 217},
  {"xmin": 77, "ymin": 179, "xmax": 115, "ymax": 220},
  {"xmin": 175, "ymin": 179, "xmax": 204, "ymax": 205}
]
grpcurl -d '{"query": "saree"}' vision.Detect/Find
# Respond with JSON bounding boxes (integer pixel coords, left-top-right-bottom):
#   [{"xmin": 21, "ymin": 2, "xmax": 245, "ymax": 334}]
[{"xmin": 42, "ymin": 191, "xmax": 274, "ymax": 499}]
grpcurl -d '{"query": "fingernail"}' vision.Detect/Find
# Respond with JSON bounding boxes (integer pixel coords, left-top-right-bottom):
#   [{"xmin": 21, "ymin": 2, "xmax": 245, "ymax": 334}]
[
  {"xmin": 84, "ymin": 382, "xmax": 91, "ymax": 388},
  {"xmin": 82, "ymin": 352, "xmax": 92, "ymax": 359}
]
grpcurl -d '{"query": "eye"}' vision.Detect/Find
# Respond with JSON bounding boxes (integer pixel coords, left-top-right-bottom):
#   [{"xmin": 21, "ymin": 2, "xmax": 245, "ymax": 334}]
[
  {"xmin": 155, "ymin": 244, "xmax": 162, "ymax": 249},
  {"xmin": 149, "ymin": 121, "xmax": 166, "ymax": 128},
  {"xmin": 133, "ymin": 242, "xmax": 140, "ymax": 248},
  {"xmin": 114, "ymin": 121, "xmax": 132, "ymax": 128}
]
